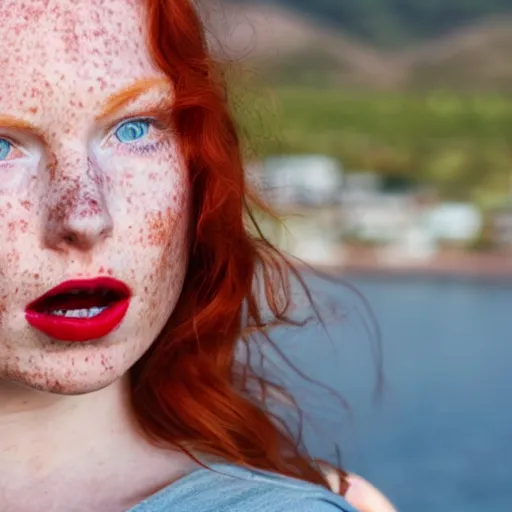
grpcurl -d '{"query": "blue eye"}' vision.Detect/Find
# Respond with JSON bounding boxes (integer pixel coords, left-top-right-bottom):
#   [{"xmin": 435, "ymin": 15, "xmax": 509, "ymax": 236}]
[
  {"xmin": 115, "ymin": 120, "xmax": 150, "ymax": 144},
  {"xmin": 0, "ymin": 139, "xmax": 12, "ymax": 161}
]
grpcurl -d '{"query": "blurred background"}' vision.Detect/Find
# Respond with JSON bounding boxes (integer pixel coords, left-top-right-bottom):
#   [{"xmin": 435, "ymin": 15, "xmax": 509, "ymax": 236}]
[{"xmin": 204, "ymin": 1, "xmax": 512, "ymax": 510}]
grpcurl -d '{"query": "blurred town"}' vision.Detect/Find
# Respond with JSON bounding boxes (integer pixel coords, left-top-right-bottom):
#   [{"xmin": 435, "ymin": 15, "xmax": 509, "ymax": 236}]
[
  {"xmin": 249, "ymin": 155, "xmax": 512, "ymax": 276},
  {"xmin": 203, "ymin": 0, "xmax": 512, "ymax": 276}
]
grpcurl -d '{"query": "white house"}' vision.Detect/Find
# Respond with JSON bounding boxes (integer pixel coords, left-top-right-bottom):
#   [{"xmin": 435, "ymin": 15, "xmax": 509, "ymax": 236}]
[
  {"xmin": 256, "ymin": 155, "xmax": 344, "ymax": 207},
  {"xmin": 423, "ymin": 203, "xmax": 482, "ymax": 243}
]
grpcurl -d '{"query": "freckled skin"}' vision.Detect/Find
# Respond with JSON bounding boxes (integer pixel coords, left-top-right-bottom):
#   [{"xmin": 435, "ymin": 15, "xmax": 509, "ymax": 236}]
[{"xmin": 0, "ymin": 0, "xmax": 190, "ymax": 394}]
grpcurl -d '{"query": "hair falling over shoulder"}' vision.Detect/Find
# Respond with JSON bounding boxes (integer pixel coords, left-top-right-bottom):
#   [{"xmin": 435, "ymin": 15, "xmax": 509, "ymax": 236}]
[{"xmin": 130, "ymin": 0, "xmax": 348, "ymax": 490}]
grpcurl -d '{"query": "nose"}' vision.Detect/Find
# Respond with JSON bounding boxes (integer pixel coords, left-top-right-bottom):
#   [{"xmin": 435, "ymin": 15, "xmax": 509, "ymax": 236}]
[
  {"xmin": 42, "ymin": 156, "xmax": 114, "ymax": 254},
  {"xmin": 44, "ymin": 192, "xmax": 114, "ymax": 253},
  {"xmin": 48, "ymin": 198, "xmax": 114, "ymax": 252}
]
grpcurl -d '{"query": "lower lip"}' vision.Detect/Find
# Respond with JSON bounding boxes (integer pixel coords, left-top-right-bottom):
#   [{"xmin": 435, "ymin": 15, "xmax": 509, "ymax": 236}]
[{"xmin": 25, "ymin": 299, "xmax": 130, "ymax": 343}]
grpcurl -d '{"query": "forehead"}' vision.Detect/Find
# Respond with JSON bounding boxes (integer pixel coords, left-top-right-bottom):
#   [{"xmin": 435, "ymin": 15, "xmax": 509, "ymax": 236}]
[{"xmin": 0, "ymin": 0, "xmax": 159, "ymax": 105}]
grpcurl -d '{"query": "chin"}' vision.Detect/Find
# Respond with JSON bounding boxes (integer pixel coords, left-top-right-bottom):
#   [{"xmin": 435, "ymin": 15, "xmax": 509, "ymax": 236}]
[
  {"xmin": 6, "ymin": 364, "xmax": 126, "ymax": 396},
  {"xmin": 45, "ymin": 377, "xmax": 119, "ymax": 396}
]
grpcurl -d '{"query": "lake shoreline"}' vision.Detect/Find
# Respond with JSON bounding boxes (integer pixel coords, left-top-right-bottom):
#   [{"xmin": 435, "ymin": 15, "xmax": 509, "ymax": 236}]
[{"xmin": 298, "ymin": 246, "xmax": 512, "ymax": 281}]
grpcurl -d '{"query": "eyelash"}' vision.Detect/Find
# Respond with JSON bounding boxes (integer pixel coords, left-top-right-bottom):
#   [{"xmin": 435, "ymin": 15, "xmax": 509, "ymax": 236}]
[{"xmin": 122, "ymin": 139, "xmax": 166, "ymax": 156}]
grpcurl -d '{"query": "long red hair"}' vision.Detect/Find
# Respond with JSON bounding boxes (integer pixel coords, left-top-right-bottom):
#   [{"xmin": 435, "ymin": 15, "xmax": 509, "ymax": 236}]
[{"xmin": 131, "ymin": 0, "xmax": 345, "ymax": 489}]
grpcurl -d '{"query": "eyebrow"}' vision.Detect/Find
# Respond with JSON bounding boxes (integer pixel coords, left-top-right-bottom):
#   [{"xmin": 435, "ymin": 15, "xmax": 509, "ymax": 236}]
[
  {"xmin": 0, "ymin": 116, "xmax": 47, "ymax": 142},
  {"xmin": 0, "ymin": 77, "xmax": 171, "ymax": 139},
  {"xmin": 95, "ymin": 77, "xmax": 171, "ymax": 121}
]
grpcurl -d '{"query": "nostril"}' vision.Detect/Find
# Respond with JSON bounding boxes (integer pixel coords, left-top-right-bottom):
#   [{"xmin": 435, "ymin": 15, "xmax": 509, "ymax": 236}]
[
  {"xmin": 100, "ymin": 226, "xmax": 112, "ymax": 237},
  {"xmin": 63, "ymin": 232, "xmax": 77, "ymax": 244}
]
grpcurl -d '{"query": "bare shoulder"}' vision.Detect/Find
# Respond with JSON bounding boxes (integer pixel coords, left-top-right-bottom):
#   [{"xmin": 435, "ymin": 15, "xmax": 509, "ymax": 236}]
[
  {"xmin": 344, "ymin": 473, "xmax": 397, "ymax": 512},
  {"xmin": 317, "ymin": 462, "xmax": 397, "ymax": 512}
]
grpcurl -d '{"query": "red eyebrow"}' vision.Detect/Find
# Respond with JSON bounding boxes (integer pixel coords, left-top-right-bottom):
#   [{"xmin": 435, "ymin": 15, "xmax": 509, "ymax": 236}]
[
  {"xmin": 95, "ymin": 77, "xmax": 172, "ymax": 121},
  {"xmin": 0, "ymin": 116, "xmax": 47, "ymax": 142},
  {"xmin": 0, "ymin": 77, "xmax": 171, "ymax": 138}
]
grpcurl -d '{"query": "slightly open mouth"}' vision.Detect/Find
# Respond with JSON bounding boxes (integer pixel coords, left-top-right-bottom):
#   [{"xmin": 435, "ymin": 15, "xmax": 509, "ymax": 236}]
[
  {"xmin": 25, "ymin": 277, "xmax": 132, "ymax": 342},
  {"xmin": 31, "ymin": 288, "xmax": 123, "ymax": 319}
]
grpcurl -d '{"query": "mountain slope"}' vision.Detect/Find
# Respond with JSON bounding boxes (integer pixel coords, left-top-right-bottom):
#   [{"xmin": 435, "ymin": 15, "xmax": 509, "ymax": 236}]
[
  {"xmin": 201, "ymin": 1, "xmax": 398, "ymax": 87},
  {"xmin": 233, "ymin": 0, "xmax": 512, "ymax": 48},
  {"xmin": 400, "ymin": 16, "xmax": 512, "ymax": 91},
  {"xmin": 201, "ymin": 1, "xmax": 512, "ymax": 91}
]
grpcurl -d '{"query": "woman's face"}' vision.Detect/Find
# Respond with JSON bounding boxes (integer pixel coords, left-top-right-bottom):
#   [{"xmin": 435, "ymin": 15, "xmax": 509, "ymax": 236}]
[{"xmin": 0, "ymin": 0, "xmax": 190, "ymax": 394}]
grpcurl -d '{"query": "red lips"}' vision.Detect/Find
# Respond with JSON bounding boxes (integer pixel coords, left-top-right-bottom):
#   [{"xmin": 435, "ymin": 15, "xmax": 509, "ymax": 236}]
[{"xmin": 25, "ymin": 277, "xmax": 131, "ymax": 342}]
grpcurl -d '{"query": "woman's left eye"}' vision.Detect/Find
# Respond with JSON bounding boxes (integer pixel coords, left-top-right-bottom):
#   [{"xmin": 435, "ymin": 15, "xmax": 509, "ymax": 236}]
[
  {"xmin": 0, "ymin": 139, "xmax": 12, "ymax": 161},
  {"xmin": 0, "ymin": 138, "xmax": 24, "ymax": 162},
  {"xmin": 114, "ymin": 120, "xmax": 150, "ymax": 144}
]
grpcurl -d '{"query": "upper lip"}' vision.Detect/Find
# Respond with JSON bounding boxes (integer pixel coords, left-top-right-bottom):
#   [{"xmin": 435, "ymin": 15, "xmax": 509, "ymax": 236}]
[{"xmin": 26, "ymin": 277, "xmax": 132, "ymax": 312}]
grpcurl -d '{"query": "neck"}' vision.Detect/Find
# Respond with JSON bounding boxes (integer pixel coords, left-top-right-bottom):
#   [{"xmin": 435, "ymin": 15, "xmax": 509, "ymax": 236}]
[
  {"xmin": 0, "ymin": 376, "xmax": 199, "ymax": 510},
  {"xmin": 0, "ymin": 376, "xmax": 141, "ymax": 476}
]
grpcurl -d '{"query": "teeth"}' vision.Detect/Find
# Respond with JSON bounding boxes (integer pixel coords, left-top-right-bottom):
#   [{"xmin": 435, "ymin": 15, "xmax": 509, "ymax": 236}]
[{"xmin": 50, "ymin": 306, "xmax": 107, "ymax": 318}]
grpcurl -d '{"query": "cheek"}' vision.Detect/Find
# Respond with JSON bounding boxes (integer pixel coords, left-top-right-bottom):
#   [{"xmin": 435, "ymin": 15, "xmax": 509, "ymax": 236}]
[
  {"xmin": 146, "ymin": 197, "xmax": 190, "ymax": 278},
  {"xmin": 121, "ymin": 150, "xmax": 190, "ymax": 248},
  {"xmin": 146, "ymin": 208, "xmax": 176, "ymax": 247},
  {"xmin": 0, "ymin": 199, "xmax": 34, "ymax": 245},
  {"xmin": 126, "ymin": 156, "xmax": 190, "ymax": 299}
]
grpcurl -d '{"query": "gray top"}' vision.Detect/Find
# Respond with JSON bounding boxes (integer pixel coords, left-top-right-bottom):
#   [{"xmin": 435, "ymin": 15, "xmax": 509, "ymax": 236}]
[{"xmin": 129, "ymin": 463, "xmax": 357, "ymax": 511}]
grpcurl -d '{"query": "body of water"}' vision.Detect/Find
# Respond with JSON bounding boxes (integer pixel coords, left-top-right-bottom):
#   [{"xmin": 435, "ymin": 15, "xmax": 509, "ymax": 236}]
[{"xmin": 270, "ymin": 275, "xmax": 512, "ymax": 511}]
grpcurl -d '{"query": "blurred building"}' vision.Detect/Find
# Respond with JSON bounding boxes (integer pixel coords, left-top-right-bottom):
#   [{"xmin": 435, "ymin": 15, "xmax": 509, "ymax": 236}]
[
  {"xmin": 423, "ymin": 203, "xmax": 482, "ymax": 244},
  {"xmin": 250, "ymin": 157, "xmax": 486, "ymax": 267},
  {"xmin": 489, "ymin": 201, "xmax": 512, "ymax": 249},
  {"xmin": 249, "ymin": 155, "xmax": 344, "ymax": 265},
  {"xmin": 255, "ymin": 155, "xmax": 343, "ymax": 207}
]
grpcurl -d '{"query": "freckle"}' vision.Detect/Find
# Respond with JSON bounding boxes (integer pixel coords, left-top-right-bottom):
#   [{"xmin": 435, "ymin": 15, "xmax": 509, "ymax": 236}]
[
  {"xmin": 19, "ymin": 220, "xmax": 29, "ymax": 233},
  {"xmin": 146, "ymin": 208, "xmax": 174, "ymax": 247},
  {"xmin": 46, "ymin": 152, "xmax": 58, "ymax": 181},
  {"xmin": 107, "ymin": 268, "xmax": 113, "ymax": 276},
  {"xmin": 85, "ymin": 357, "xmax": 89, "ymax": 362},
  {"xmin": 28, "ymin": 106, "xmax": 38, "ymax": 114},
  {"xmin": 7, "ymin": 221, "xmax": 16, "ymax": 240},
  {"xmin": 21, "ymin": 200, "xmax": 31, "ymax": 210},
  {"xmin": 33, "ymin": 273, "xmax": 39, "ymax": 279}
]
